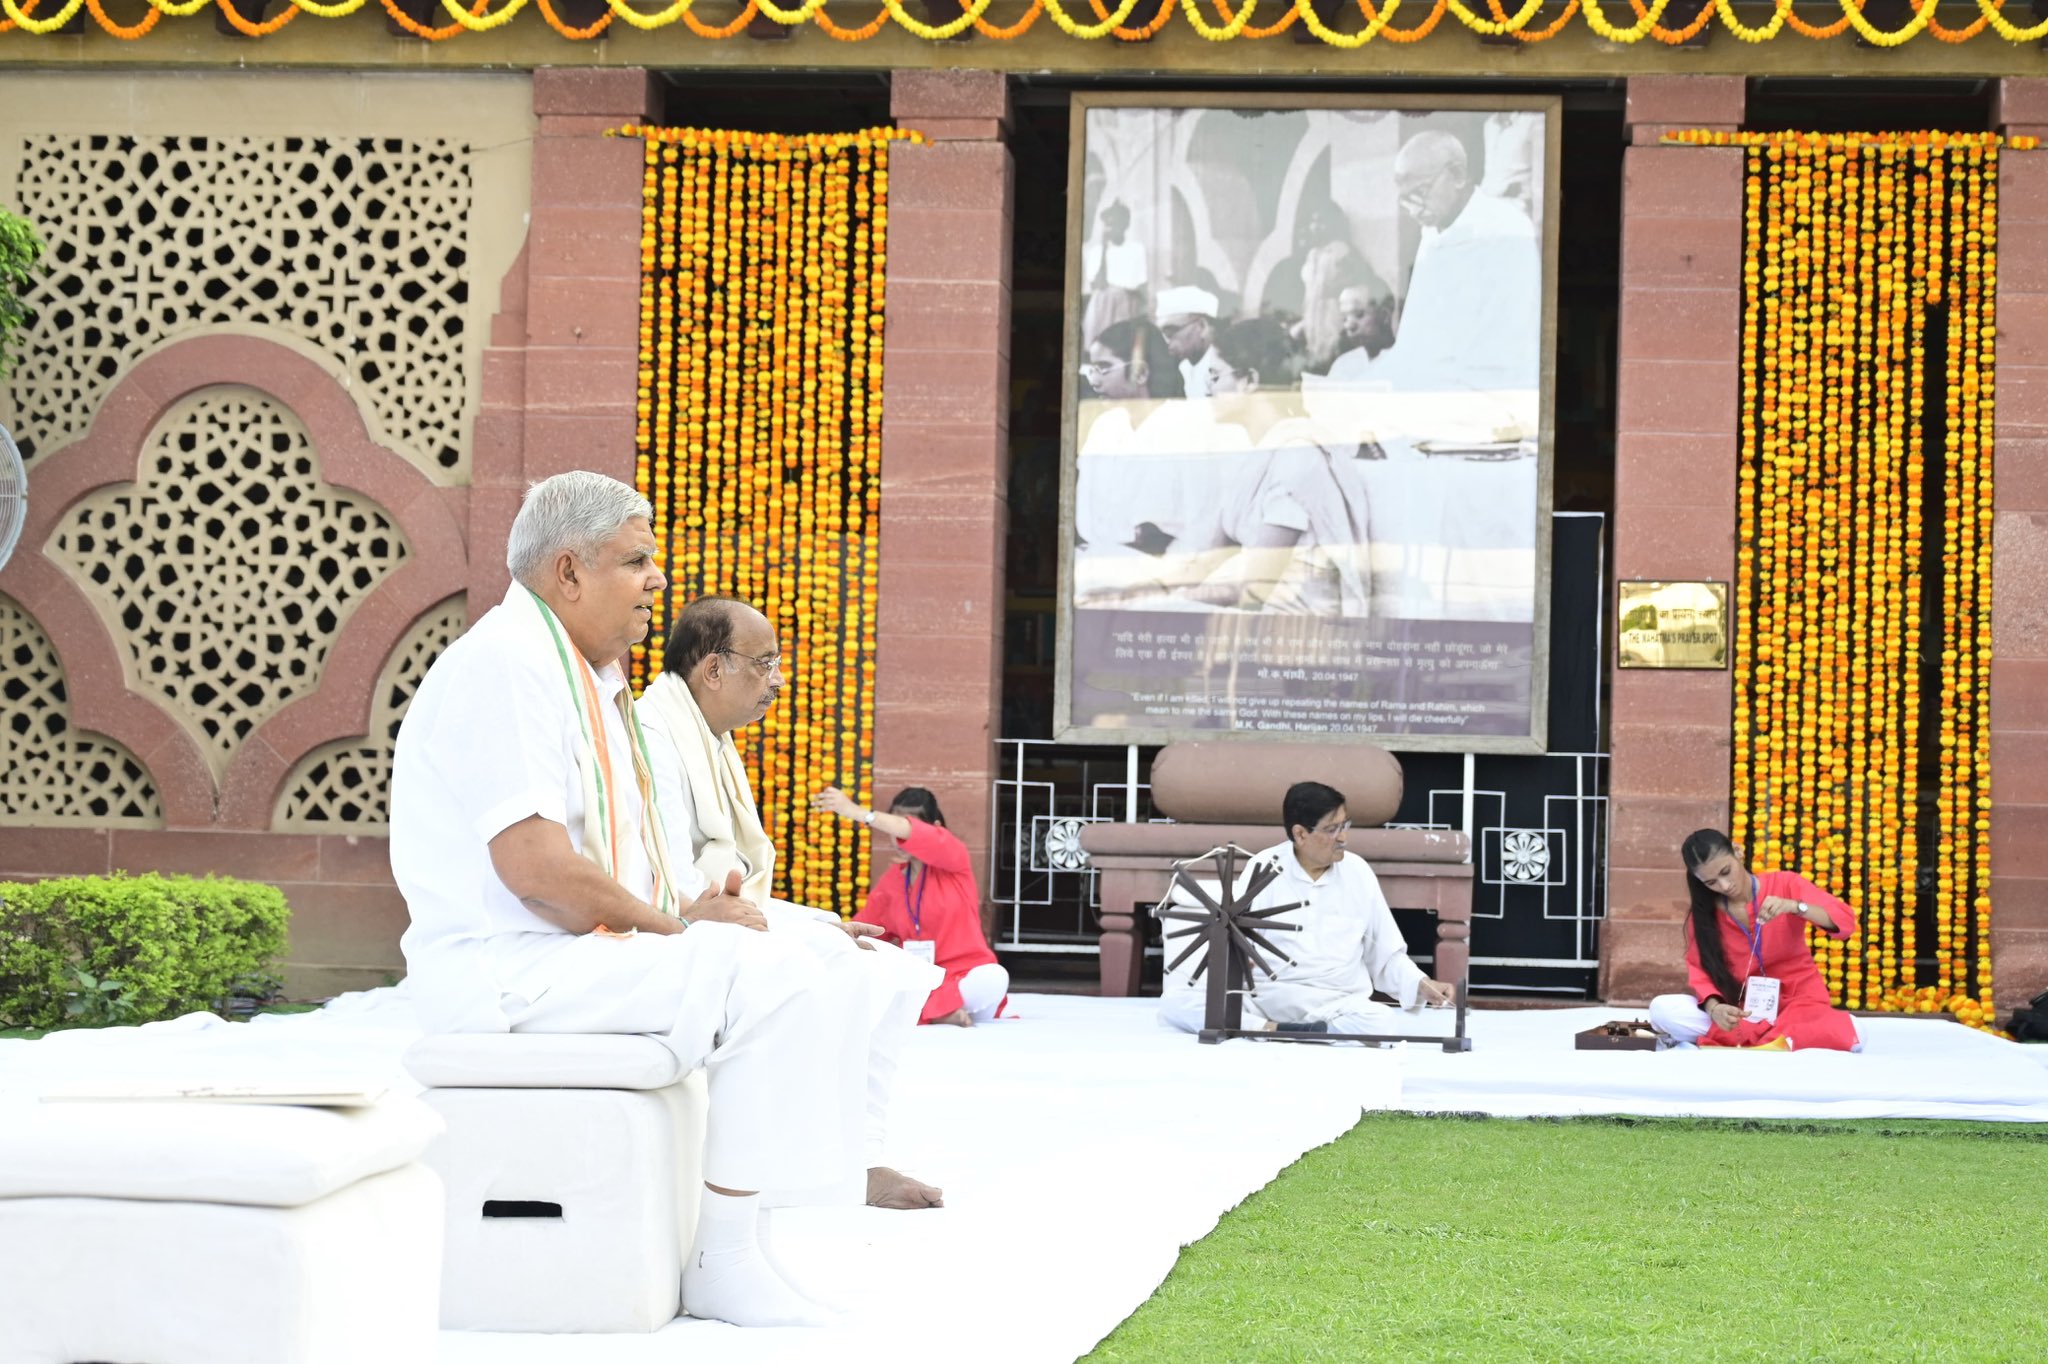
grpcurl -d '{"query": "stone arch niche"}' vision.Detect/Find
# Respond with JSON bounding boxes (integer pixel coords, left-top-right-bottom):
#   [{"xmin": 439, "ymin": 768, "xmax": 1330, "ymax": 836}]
[{"xmin": 4, "ymin": 336, "xmax": 469, "ymax": 830}]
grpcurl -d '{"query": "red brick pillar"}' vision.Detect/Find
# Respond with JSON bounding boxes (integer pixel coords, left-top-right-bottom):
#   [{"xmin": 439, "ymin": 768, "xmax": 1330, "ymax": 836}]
[
  {"xmin": 875, "ymin": 72, "xmax": 1014, "ymax": 920},
  {"xmin": 1988, "ymin": 81, "xmax": 2048, "ymax": 1012},
  {"xmin": 1601, "ymin": 77, "xmax": 1747, "ymax": 1003},
  {"xmin": 470, "ymin": 68, "xmax": 658, "ymax": 611}
]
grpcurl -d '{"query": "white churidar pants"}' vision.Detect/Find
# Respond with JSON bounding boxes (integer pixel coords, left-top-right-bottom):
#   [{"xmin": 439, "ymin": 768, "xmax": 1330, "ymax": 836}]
[
  {"xmin": 1157, "ymin": 988, "xmax": 1269, "ymax": 1034},
  {"xmin": 1649, "ymin": 994, "xmax": 1713, "ymax": 1045},
  {"xmin": 957, "ymin": 962, "xmax": 1009, "ymax": 1024}
]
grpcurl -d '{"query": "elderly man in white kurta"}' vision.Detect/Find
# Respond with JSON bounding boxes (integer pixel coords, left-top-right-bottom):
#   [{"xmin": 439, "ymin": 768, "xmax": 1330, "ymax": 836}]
[
  {"xmin": 1159, "ymin": 780, "xmax": 1454, "ymax": 1035},
  {"xmin": 391, "ymin": 471, "xmax": 869, "ymax": 1329},
  {"xmin": 1378, "ymin": 129, "xmax": 1542, "ymax": 403},
  {"xmin": 636, "ymin": 594, "xmax": 946, "ymax": 1211}
]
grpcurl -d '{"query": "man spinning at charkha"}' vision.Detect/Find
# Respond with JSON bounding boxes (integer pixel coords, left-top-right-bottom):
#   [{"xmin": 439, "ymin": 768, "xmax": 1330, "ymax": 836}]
[
  {"xmin": 636, "ymin": 595, "xmax": 947, "ymax": 1210},
  {"xmin": 1160, "ymin": 781, "xmax": 1454, "ymax": 1035},
  {"xmin": 390, "ymin": 471, "xmax": 882, "ymax": 1328}
]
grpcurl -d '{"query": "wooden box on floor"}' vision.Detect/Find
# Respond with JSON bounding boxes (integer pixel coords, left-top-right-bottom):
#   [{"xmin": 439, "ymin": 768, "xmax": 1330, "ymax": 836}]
[{"xmin": 1574, "ymin": 1020, "xmax": 1660, "ymax": 1051}]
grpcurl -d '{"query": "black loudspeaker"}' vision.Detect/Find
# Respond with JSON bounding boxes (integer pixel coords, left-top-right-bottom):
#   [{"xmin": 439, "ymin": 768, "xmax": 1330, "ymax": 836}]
[{"xmin": 2009, "ymin": 988, "xmax": 2048, "ymax": 1043}]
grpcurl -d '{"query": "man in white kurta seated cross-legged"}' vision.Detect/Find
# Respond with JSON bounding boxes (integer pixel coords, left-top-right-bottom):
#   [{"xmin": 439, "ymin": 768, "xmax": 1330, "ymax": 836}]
[
  {"xmin": 1159, "ymin": 781, "xmax": 1455, "ymax": 1035},
  {"xmin": 390, "ymin": 471, "xmax": 873, "ymax": 1329},
  {"xmin": 636, "ymin": 595, "xmax": 946, "ymax": 1211}
]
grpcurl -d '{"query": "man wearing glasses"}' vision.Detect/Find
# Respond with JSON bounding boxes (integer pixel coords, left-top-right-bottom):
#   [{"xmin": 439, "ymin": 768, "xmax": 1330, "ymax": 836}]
[
  {"xmin": 1377, "ymin": 127, "xmax": 1542, "ymax": 399},
  {"xmin": 1153, "ymin": 284, "xmax": 1222, "ymax": 400},
  {"xmin": 637, "ymin": 596, "xmax": 947, "ymax": 1212},
  {"xmin": 1160, "ymin": 779, "xmax": 1454, "ymax": 1035}
]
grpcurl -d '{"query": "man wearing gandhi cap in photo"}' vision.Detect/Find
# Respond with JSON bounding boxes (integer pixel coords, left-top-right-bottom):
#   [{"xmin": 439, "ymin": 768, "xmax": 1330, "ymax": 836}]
[{"xmin": 1154, "ymin": 284, "xmax": 1221, "ymax": 400}]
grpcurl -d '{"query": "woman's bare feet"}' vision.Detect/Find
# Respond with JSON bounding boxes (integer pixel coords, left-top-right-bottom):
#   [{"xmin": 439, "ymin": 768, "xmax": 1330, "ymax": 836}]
[
  {"xmin": 866, "ymin": 1166, "xmax": 944, "ymax": 1209},
  {"xmin": 934, "ymin": 1007, "xmax": 974, "ymax": 1027}
]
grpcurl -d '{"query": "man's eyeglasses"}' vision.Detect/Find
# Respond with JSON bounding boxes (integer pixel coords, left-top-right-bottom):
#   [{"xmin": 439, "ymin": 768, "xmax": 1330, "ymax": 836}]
[
  {"xmin": 1311, "ymin": 820, "xmax": 1352, "ymax": 837},
  {"xmin": 717, "ymin": 648, "xmax": 784, "ymax": 675}
]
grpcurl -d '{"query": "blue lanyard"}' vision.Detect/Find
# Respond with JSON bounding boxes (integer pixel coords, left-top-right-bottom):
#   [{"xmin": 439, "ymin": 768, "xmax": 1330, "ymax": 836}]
[
  {"xmin": 1738, "ymin": 876, "xmax": 1765, "ymax": 973},
  {"xmin": 903, "ymin": 864, "xmax": 928, "ymax": 938}
]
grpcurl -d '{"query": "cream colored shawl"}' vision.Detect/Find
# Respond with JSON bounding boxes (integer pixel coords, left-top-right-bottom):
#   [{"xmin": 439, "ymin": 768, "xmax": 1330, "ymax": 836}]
[
  {"xmin": 517, "ymin": 587, "xmax": 683, "ymax": 917},
  {"xmin": 639, "ymin": 670, "xmax": 778, "ymax": 906}
]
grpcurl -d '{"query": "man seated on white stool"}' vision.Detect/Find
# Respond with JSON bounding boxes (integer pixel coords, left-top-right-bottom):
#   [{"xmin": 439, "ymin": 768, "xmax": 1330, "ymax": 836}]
[
  {"xmin": 391, "ymin": 471, "xmax": 875, "ymax": 1329},
  {"xmin": 1159, "ymin": 780, "xmax": 1455, "ymax": 1034},
  {"xmin": 636, "ymin": 594, "xmax": 946, "ymax": 1210}
]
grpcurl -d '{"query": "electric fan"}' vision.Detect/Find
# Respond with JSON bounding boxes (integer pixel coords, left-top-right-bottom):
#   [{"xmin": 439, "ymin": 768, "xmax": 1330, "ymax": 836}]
[{"xmin": 0, "ymin": 421, "xmax": 22, "ymax": 571}]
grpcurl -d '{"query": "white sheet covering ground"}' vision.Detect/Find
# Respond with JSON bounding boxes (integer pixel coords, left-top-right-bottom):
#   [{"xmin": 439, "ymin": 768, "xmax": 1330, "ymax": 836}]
[
  {"xmin": 1400, "ymin": 1004, "xmax": 2048, "ymax": 1122},
  {"xmin": 0, "ymin": 991, "xmax": 1397, "ymax": 1364},
  {"xmin": 2, "ymin": 992, "xmax": 2044, "ymax": 1364}
]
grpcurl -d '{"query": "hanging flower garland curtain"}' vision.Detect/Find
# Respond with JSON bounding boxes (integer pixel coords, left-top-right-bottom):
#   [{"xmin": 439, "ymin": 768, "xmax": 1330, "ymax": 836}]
[
  {"xmin": 622, "ymin": 124, "xmax": 913, "ymax": 913},
  {"xmin": 1669, "ymin": 130, "xmax": 2015, "ymax": 1030},
  {"xmin": 12, "ymin": 0, "xmax": 2048, "ymax": 43}
]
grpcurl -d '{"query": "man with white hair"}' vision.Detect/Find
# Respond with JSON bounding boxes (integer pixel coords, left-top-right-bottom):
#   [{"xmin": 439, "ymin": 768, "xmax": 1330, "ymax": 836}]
[
  {"xmin": 1380, "ymin": 128, "xmax": 1542, "ymax": 397},
  {"xmin": 1154, "ymin": 283, "xmax": 1222, "ymax": 399},
  {"xmin": 392, "ymin": 471, "xmax": 869, "ymax": 1329},
  {"xmin": 637, "ymin": 594, "xmax": 947, "ymax": 1211}
]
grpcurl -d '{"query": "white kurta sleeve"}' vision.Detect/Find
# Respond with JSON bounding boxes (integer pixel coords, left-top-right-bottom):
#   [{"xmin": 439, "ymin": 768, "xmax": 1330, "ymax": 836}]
[
  {"xmin": 635, "ymin": 706, "xmax": 712, "ymax": 901},
  {"xmin": 420, "ymin": 642, "xmax": 576, "ymax": 847},
  {"xmin": 1348, "ymin": 859, "xmax": 1429, "ymax": 1010}
]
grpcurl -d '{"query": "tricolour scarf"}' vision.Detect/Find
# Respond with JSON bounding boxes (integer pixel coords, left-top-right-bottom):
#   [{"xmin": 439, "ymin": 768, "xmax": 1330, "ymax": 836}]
[{"xmin": 521, "ymin": 587, "xmax": 682, "ymax": 917}]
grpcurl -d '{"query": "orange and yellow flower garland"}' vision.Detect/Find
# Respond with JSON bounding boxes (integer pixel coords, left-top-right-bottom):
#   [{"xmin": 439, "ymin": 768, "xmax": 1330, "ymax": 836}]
[
  {"xmin": 622, "ymin": 124, "xmax": 916, "ymax": 914},
  {"xmin": 14, "ymin": 0, "xmax": 2048, "ymax": 44},
  {"xmin": 1693, "ymin": 130, "xmax": 2007, "ymax": 1030}
]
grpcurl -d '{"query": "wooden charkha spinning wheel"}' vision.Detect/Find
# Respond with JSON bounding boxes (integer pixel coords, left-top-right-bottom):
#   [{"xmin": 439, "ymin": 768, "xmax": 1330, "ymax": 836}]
[{"xmin": 1157, "ymin": 843, "xmax": 1472, "ymax": 1052}]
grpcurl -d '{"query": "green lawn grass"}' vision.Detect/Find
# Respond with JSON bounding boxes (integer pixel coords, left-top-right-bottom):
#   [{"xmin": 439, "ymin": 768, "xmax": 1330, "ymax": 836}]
[{"xmin": 1090, "ymin": 1113, "xmax": 2048, "ymax": 1363}]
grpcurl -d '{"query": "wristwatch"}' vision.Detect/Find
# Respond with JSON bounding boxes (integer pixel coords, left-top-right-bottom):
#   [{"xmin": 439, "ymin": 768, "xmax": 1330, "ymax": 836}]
[{"xmin": 862, "ymin": 809, "xmax": 876, "ymax": 826}]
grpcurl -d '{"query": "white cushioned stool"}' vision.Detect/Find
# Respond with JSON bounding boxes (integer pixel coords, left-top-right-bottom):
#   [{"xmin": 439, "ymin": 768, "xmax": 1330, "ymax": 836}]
[
  {"xmin": 0, "ymin": 1096, "xmax": 445, "ymax": 1364},
  {"xmin": 405, "ymin": 1033, "xmax": 708, "ymax": 1333}
]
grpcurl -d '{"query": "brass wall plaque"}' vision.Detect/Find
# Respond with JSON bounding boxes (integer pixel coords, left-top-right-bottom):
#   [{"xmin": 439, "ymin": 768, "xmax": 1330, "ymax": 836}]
[{"xmin": 1616, "ymin": 581, "xmax": 1728, "ymax": 670}]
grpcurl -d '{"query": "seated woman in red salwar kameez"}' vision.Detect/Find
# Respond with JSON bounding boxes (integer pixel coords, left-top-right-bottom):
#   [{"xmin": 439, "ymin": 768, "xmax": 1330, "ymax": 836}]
[
  {"xmin": 1648, "ymin": 828, "xmax": 1862, "ymax": 1052},
  {"xmin": 813, "ymin": 786, "xmax": 1009, "ymax": 1027}
]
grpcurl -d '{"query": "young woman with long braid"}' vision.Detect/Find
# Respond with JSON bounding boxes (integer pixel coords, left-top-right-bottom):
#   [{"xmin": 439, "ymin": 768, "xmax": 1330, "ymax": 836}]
[{"xmin": 1648, "ymin": 829, "xmax": 1862, "ymax": 1052}]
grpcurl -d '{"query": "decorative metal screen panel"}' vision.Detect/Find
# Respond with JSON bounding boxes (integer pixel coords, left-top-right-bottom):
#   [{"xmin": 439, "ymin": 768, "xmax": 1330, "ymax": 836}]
[
  {"xmin": 4, "ymin": 132, "xmax": 477, "ymax": 480},
  {"xmin": 275, "ymin": 594, "xmax": 467, "ymax": 831},
  {"xmin": 46, "ymin": 386, "xmax": 411, "ymax": 781},
  {"xmin": 0, "ymin": 593, "xmax": 161, "ymax": 827}
]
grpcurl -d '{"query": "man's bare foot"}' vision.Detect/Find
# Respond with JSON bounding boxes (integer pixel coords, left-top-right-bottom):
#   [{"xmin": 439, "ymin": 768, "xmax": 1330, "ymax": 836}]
[
  {"xmin": 867, "ymin": 1166, "xmax": 943, "ymax": 1209},
  {"xmin": 934, "ymin": 1007, "xmax": 973, "ymax": 1028}
]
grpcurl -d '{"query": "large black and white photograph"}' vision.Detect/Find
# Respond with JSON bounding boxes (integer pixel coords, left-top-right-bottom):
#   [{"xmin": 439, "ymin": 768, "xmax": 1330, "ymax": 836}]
[{"xmin": 1057, "ymin": 93, "xmax": 1559, "ymax": 750}]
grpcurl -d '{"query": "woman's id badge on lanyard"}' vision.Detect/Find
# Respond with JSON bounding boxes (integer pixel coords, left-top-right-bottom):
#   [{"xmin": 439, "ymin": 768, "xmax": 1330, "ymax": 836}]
[
  {"xmin": 1742, "ymin": 975, "xmax": 1781, "ymax": 1023},
  {"xmin": 904, "ymin": 939, "xmax": 938, "ymax": 966}
]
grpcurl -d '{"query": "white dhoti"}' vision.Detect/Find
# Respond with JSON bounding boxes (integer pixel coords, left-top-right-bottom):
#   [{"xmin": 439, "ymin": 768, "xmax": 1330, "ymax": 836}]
[
  {"xmin": 466, "ymin": 924, "xmax": 870, "ymax": 1194},
  {"xmin": 760, "ymin": 900, "xmax": 941, "ymax": 1183},
  {"xmin": 638, "ymin": 673, "xmax": 943, "ymax": 1189}
]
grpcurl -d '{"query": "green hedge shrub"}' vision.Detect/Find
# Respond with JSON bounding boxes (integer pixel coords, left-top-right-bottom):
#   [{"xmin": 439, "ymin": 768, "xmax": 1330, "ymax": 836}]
[{"xmin": 0, "ymin": 874, "xmax": 291, "ymax": 1030}]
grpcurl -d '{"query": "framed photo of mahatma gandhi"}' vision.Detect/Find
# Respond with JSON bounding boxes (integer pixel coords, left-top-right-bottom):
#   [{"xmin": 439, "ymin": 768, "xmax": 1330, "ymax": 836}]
[{"xmin": 1054, "ymin": 93, "xmax": 1561, "ymax": 753}]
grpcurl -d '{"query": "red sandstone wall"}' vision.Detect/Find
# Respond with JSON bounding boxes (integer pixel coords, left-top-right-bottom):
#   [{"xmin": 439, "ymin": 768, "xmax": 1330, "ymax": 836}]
[
  {"xmin": 1601, "ymin": 77, "xmax": 1745, "ymax": 1004},
  {"xmin": 873, "ymin": 71, "xmax": 1014, "ymax": 924},
  {"xmin": 1989, "ymin": 83, "xmax": 2048, "ymax": 1011}
]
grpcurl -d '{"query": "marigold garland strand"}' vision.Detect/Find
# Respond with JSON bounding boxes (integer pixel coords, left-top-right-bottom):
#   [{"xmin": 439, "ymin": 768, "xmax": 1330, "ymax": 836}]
[
  {"xmin": 623, "ymin": 124, "xmax": 915, "ymax": 912},
  {"xmin": 16, "ymin": 0, "xmax": 2048, "ymax": 42},
  {"xmin": 1692, "ymin": 129, "xmax": 2007, "ymax": 1031}
]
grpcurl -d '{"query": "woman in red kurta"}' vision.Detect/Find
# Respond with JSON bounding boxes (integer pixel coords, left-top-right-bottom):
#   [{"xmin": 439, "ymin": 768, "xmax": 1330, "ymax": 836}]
[
  {"xmin": 1647, "ymin": 828, "xmax": 1862, "ymax": 1052},
  {"xmin": 813, "ymin": 785, "xmax": 1008, "ymax": 1026}
]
